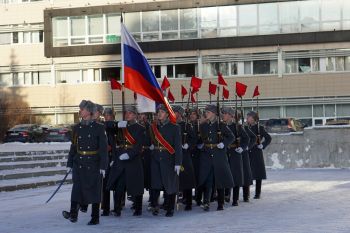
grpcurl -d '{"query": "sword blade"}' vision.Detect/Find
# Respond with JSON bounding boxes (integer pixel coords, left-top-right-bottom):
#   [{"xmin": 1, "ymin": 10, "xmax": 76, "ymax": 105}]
[{"xmin": 45, "ymin": 168, "xmax": 71, "ymax": 204}]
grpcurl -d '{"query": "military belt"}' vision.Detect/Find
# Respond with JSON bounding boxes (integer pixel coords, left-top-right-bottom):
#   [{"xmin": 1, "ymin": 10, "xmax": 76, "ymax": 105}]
[
  {"xmin": 229, "ymin": 144, "xmax": 239, "ymax": 149},
  {"xmin": 205, "ymin": 143, "xmax": 218, "ymax": 149},
  {"xmin": 77, "ymin": 150, "xmax": 98, "ymax": 156},
  {"xmin": 154, "ymin": 146, "xmax": 167, "ymax": 151},
  {"xmin": 142, "ymin": 146, "xmax": 150, "ymax": 150},
  {"xmin": 118, "ymin": 144, "xmax": 134, "ymax": 149}
]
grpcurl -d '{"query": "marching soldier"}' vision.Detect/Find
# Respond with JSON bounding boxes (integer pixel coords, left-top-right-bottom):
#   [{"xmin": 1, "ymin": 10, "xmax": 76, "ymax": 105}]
[
  {"xmin": 149, "ymin": 104, "xmax": 182, "ymax": 217},
  {"xmin": 63, "ymin": 100, "xmax": 108, "ymax": 225},
  {"xmin": 246, "ymin": 111, "xmax": 272, "ymax": 199},
  {"xmin": 222, "ymin": 107, "xmax": 249, "ymax": 206},
  {"xmin": 101, "ymin": 108, "xmax": 117, "ymax": 216},
  {"xmin": 188, "ymin": 108, "xmax": 203, "ymax": 206},
  {"xmin": 242, "ymin": 122, "xmax": 255, "ymax": 202},
  {"xmin": 107, "ymin": 105, "xmax": 145, "ymax": 216},
  {"xmin": 94, "ymin": 104, "xmax": 104, "ymax": 123},
  {"xmin": 173, "ymin": 105, "xmax": 196, "ymax": 211},
  {"xmin": 197, "ymin": 104, "xmax": 235, "ymax": 211}
]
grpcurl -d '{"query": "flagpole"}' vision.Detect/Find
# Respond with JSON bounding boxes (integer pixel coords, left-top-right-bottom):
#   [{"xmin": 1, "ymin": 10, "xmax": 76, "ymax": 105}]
[
  {"xmin": 196, "ymin": 92, "xmax": 198, "ymax": 109},
  {"xmin": 111, "ymin": 91, "xmax": 114, "ymax": 112},
  {"xmin": 209, "ymin": 93, "xmax": 212, "ymax": 104},
  {"xmin": 240, "ymin": 97, "xmax": 244, "ymax": 125},
  {"xmin": 120, "ymin": 14, "xmax": 126, "ymax": 120}
]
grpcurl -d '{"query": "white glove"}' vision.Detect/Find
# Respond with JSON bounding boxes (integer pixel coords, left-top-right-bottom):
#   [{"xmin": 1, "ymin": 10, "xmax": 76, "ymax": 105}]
[
  {"xmin": 174, "ymin": 165, "xmax": 181, "ymax": 175},
  {"xmin": 100, "ymin": 169, "xmax": 105, "ymax": 177},
  {"xmin": 119, "ymin": 153, "xmax": 130, "ymax": 160},
  {"xmin": 257, "ymin": 144, "xmax": 264, "ymax": 150},
  {"xmin": 110, "ymin": 161, "xmax": 114, "ymax": 166},
  {"xmin": 235, "ymin": 147, "xmax": 244, "ymax": 154},
  {"xmin": 182, "ymin": 143, "xmax": 189, "ymax": 150},
  {"xmin": 197, "ymin": 143, "xmax": 204, "ymax": 149},
  {"xmin": 217, "ymin": 142, "xmax": 225, "ymax": 149},
  {"xmin": 149, "ymin": 144, "xmax": 155, "ymax": 150},
  {"xmin": 117, "ymin": 121, "xmax": 127, "ymax": 128}
]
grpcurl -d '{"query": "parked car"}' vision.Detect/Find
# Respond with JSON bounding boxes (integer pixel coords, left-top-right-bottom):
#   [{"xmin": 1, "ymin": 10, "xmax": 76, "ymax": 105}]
[
  {"xmin": 264, "ymin": 118, "xmax": 305, "ymax": 133},
  {"xmin": 325, "ymin": 118, "xmax": 350, "ymax": 126},
  {"xmin": 44, "ymin": 125, "xmax": 72, "ymax": 142},
  {"xmin": 3, "ymin": 124, "xmax": 46, "ymax": 143}
]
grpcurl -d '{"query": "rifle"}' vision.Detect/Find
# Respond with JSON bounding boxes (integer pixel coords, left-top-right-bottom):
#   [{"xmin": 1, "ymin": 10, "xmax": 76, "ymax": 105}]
[
  {"xmin": 234, "ymin": 94, "xmax": 240, "ymax": 148},
  {"xmin": 216, "ymin": 86, "xmax": 222, "ymax": 142},
  {"xmin": 256, "ymin": 96, "xmax": 261, "ymax": 144}
]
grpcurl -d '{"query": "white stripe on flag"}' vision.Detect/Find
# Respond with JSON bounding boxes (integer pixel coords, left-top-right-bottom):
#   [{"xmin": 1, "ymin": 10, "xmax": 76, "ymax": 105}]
[{"xmin": 136, "ymin": 94, "xmax": 156, "ymax": 113}]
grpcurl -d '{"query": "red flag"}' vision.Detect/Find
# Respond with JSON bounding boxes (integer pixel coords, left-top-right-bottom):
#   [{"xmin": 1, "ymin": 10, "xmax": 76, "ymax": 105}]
[
  {"xmin": 192, "ymin": 87, "xmax": 200, "ymax": 94},
  {"xmin": 253, "ymin": 85, "xmax": 260, "ymax": 98},
  {"xmin": 236, "ymin": 81, "xmax": 247, "ymax": 98},
  {"xmin": 209, "ymin": 81, "xmax": 217, "ymax": 95},
  {"xmin": 181, "ymin": 85, "xmax": 188, "ymax": 98},
  {"xmin": 160, "ymin": 76, "xmax": 170, "ymax": 90},
  {"xmin": 218, "ymin": 73, "xmax": 227, "ymax": 86},
  {"xmin": 168, "ymin": 89, "xmax": 175, "ymax": 103},
  {"xmin": 110, "ymin": 78, "xmax": 122, "ymax": 90},
  {"xmin": 223, "ymin": 87, "xmax": 229, "ymax": 99},
  {"xmin": 190, "ymin": 76, "xmax": 202, "ymax": 90},
  {"xmin": 191, "ymin": 92, "xmax": 196, "ymax": 103}
]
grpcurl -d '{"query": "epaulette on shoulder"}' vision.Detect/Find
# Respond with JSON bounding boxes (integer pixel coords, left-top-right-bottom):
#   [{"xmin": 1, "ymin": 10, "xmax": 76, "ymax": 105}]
[{"xmin": 137, "ymin": 122, "xmax": 146, "ymax": 128}]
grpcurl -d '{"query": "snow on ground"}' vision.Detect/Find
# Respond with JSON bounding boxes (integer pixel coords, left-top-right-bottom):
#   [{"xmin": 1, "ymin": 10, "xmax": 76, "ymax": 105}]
[
  {"xmin": 0, "ymin": 142, "xmax": 71, "ymax": 153},
  {"xmin": 0, "ymin": 169, "xmax": 350, "ymax": 233}
]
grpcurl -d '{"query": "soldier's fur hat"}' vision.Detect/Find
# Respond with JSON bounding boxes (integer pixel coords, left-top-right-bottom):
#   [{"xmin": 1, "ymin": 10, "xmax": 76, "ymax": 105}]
[
  {"xmin": 247, "ymin": 111, "xmax": 258, "ymax": 121},
  {"xmin": 156, "ymin": 104, "xmax": 168, "ymax": 113},
  {"xmin": 221, "ymin": 107, "xmax": 235, "ymax": 116},
  {"xmin": 205, "ymin": 104, "xmax": 217, "ymax": 115},
  {"xmin": 172, "ymin": 105, "xmax": 185, "ymax": 115},
  {"xmin": 125, "ymin": 105, "xmax": 138, "ymax": 114},
  {"xmin": 103, "ymin": 107, "xmax": 114, "ymax": 116},
  {"xmin": 84, "ymin": 100, "xmax": 97, "ymax": 114},
  {"xmin": 95, "ymin": 104, "xmax": 104, "ymax": 114}
]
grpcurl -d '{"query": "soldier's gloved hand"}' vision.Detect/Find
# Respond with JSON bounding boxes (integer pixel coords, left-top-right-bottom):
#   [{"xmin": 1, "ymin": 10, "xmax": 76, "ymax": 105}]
[
  {"xmin": 174, "ymin": 165, "xmax": 181, "ymax": 176},
  {"xmin": 110, "ymin": 161, "xmax": 114, "ymax": 166},
  {"xmin": 119, "ymin": 153, "xmax": 130, "ymax": 160},
  {"xmin": 257, "ymin": 144, "xmax": 264, "ymax": 150},
  {"xmin": 117, "ymin": 121, "xmax": 128, "ymax": 128},
  {"xmin": 100, "ymin": 169, "xmax": 105, "ymax": 177},
  {"xmin": 235, "ymin": 147, "xmax": 244, "ymax": 154},
  {"xmin": 197, "ymin": 143, "xmax": 204, "ymax": 149},
  {"xmin": 217, "ymin": 142, "xmax": 225, "ymax": 149},
  {"xmin": 182, "ymin": 143, "xmax": 189, "ymax": 150},
  {"xmin": 149, "ymin": 144, "xmax": 155, "ymax": 150}
]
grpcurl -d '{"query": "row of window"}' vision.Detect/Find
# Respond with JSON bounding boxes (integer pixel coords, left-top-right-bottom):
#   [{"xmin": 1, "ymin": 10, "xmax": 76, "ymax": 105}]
[
  {"xmin": 0, "ymin": 30, "xmax": 43, "ymax": 45},
  {"xmin": 51, "ymin": 0, "xmax": 350, "ymax": 47},
  {"xmin": 1, "ymin": 56, "xmax": 350, "ymax": 87}
]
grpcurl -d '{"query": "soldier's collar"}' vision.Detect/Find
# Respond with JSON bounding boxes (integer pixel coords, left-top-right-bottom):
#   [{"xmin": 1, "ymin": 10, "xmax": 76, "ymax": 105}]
[
  {"xmin": 81, "ymin": 119, "xmax": 94, "ymax": 125},
  {"xmin": 226, "ymin": 120, "xmax": 234, "ymax": 125},
  {"xmin": 159, "ymin": 118, "xmax": 169, "ymax": 126},
  {"xmin": 128, "ymin": 119, "xmax": 137, "ymax": 126},
  {"xmin": 209, "ymin": 117, "xmax": 217, "ymax": 124}
]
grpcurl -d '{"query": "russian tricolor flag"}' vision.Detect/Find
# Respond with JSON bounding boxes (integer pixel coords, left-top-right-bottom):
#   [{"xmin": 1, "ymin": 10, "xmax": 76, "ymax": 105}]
[{"xmin": 121, "ymin": 23, "xmax": 176, "ymax": 123}]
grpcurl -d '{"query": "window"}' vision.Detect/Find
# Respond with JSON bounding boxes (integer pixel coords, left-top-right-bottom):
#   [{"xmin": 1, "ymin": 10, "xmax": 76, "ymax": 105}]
[
  {"xmin": 88, "ymin": 15, "xmax": 103, "ymax": 44},
  {"xmin": 238, "ymin": 4, "xmax": 257, "ymax": 36},
  {"xmin": 325, "ymin": 104, "xmax": 335, "ymax": 117},
  {"xmin": 31, "ymin": 31, "xmax": 43, "ymax": 43},
  {"xmin": 32, "ymin": 71, "xmax": 51, "ymax": 85},
  {"xmin": 24, "ymin": 72, "xmax": 31, "ymax": 85},
  {"xmin": 243, "ymin": 61, "xmax": 252, "ymax": 75},
  {"xmin": 218, "ymin": 6, "xmax": 237, "ymax": 37},
  {"xmin": 231, "ymin": 62, "xmax": 238, "ymax": 75},
  {"xmin": 298, "ymin": 58, "xmax": 311, "ymax": 73},
  {"xmin": 175, "ymin": 64, "xmax": 196, "ymax": 78},
  {"xmin": 343, "ymin": 1, "xmax": 350, "ymax": 30},
  {"xmin": 0, "ymin": 33, "xmax": 11, "ymax": 45},
  {"xmin": 311, "ymin": 58, "xmax": 320, "ymax": 72},
  {"xmin": 106, "ymin": 14, "xmax": 121, "ymax": 43},
  {"xmin": 279, "ymin": 1, "xmax": 299, "ymax": 33},
  {"xmin": 201, "ymin": 7, "xmax": 217, "ymax": 38},
  {"xmin": 125, "ymin": 12, "xmax": 141, "ymax": 34},
  {"xmin": 286, "ymin": 105, "xmax": 312, "ymax": 118},
  {"xmin": 94, "ymin": 69, "xmax": 100, "ymax": 82},
  {"xmin": 56, "ymin": 70, "xmax": 81, "ymax": 84},
  {"xmin": 259, "ymin": 3, "xmax": 278, "ymax": 35},
  {"xmin": 253, "ymin": 60, "xmax": 277, "ymax": 74},
  {"xmin": 0, "ymin": 73, "xmax": 12, "ymax": 86},
  {"xmin": 335, "ymin": 57, "xmax": 345, "ymax": 71},
  {"xmin": 153, "ymin": 66, "xmax": 161, "ymax": 78},
  {"xmin": 142, "ymin": 11, "xmax": 159, "ymax": 41},
  {"xmin": 320, "ymin": 0, "xmax": 341, "ymax": 31},
  {"xmin": 70, "ymin": 16, "xmax": 86, "ymax": 45},
  {"xmin": 52, "ymin": 17, "xmax": 68, "ymax": 46},
  {"xmin": 285, "ymin": 59, "xmax": 298, "ymax": 73},
  {"xmin": 300, "ymin": 0, "xmax": 319, "ymax": 32},
  {"xmin": 345, "ymin": 57, "xmax": 350, "ymax": 71},
  {"xmin": 180, "ymin": 8, "xmax": 197, "ymax": 39},
  {"xmin": 203, "ymin": 62, "xmax": 229, "ymax": 77},
  {"xmin": 326, "ymin": 57, "xmax": 334, "ymax": 71},
  {"xmin": 167, "ymin": 65, "xmax": 174, "ymax": 78},
  {"xmin": 13, "ymin": 32, "xmax": 18, "ymax": 43},
  {"xmin": 161, "ymin": 10, "xmax": 179, "ymax": 40}
]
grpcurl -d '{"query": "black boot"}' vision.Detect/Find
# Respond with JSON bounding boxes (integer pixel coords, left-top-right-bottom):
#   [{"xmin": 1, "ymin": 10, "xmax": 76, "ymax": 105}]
[
  {"xmin": 88, "ymin": 203, "xmax": 100, "ymax": 225},
  {"xmin": 216, "ymin": 189, "xmax": 224, "ymax": 211},
  {"xmin": 243, "ymin": 186, "xmax": 250, "ymax": 202},
  {"xmin": 151, "ymin": 190, "xmax": 160, "ymax": 216},
  {"xmin": 232, "ymin": 186, "xmax": 239, "ymax": 206},
  {"xmin": 80, "ymin": 204, "xmax": 88, "ymax": 213},
  {"xmin": 254, "ymin": 180, "xmax": 262, "ymax": 199},
  {"xmin": 165, "ymin": 194, "xmax": 175, "ymax": 217},
  {"xmin": 224, "ymin": 188, "xmax": 231, "ymax": 203},
  {"xmin": 184, "ymin": 189, "xmax": 192, "ymax": 211},
  {"xmin": 64, "ymin": 201, "xmax": 78, "ymax": 223},
  {"xmin": 195, "ymin": 186, "xmax": 203, "ymax": 206},
  {"xmin": 114, "ymin": 191, "xmax": 124, "ymax": 217},
  {"xmin": 133, "ymin": 195, "xmax": 143, "ymax": 216}
]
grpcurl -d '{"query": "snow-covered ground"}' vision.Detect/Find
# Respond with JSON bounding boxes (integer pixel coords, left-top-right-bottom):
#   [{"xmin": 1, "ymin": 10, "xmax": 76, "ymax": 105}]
[
  {"xmin": 0, "ymin": 142, "xmax": 71, "ymax": 152},
  {"xmin": 0, "ymin": 169, "xmax": 349, "ymax": 233}
]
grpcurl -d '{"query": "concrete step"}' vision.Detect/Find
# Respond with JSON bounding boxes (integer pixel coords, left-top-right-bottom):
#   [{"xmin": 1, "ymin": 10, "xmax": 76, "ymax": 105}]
[
  {"xmin": 0, "ymin": 160, "xmax": 67, "ymax": 170},
  {"xmin": 0, "ymin": 150, "xmax": 69, "ymax": 157},
  {"xmin": 0, "ymin": 175, "xmax": 72, "ymax": 192},
  {"xmin": 0, "ymin": 154, "xmax": 68, "ymax": 163},
  {"xmin": 0, "ymin": 167, "xmax": 67, "ymax": 180}
]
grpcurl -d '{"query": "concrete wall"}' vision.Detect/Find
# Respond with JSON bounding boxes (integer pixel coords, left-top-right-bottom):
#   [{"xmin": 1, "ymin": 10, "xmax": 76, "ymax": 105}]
[{"xmin": 264, "ymin": 126, "xmax": 350, "ymax": 169}]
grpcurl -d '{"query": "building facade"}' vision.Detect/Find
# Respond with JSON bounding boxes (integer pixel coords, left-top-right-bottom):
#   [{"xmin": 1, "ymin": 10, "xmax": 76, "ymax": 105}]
[{"xmin": 0, "ymin": 0, "xmax": 350, "ymax": 126}]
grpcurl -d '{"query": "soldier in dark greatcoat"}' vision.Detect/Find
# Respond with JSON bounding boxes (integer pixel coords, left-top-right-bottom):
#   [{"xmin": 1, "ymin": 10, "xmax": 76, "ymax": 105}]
[
  {"xmin": 101, "ymin": 108, "xmax": 117, "ymax": 216},
  {"xmin": 246, "ymin": 111, "xmax": 272, "ymax": 199},
  {"xmin": 63, "ymin": 100, "xmax": 108, "ymax": 225},
  {"xmin": 197, "ymin": 104, "xmax": 235, "ymax": 211},
  {"xmin": 222, "ymin": 107, "xmax": 249, "ymax": 206},
  {"xmin": 242, "ymin": 122, "xmax": 255, "ymax": 202},
  {"xmin": 149, "ymin": 104, "xmax": 182, "ymax": 217},
  {"xmin": 107, "ymin": 105, "xmax": 145, "ymax": 216},
  {"xmin": 173, "ymin": 105, "xmax": 196, "ymax": 211}
]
